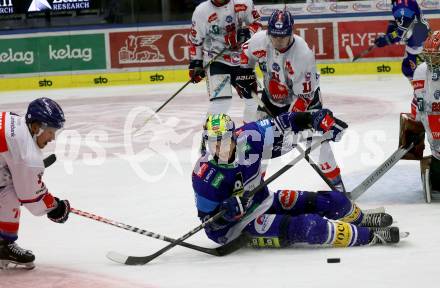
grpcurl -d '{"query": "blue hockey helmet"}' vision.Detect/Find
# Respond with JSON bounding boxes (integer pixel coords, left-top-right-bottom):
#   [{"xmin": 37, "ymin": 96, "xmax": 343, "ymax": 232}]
[
  {"xmin": 392, "ymin": 0, "xmax": 420, "ymax": 28},
  {"xmin": 26, "ymin": 97, "xmax": 65, "ymax": 129},
  {"xmin": 268, "ymin": 9, "xmax": 294, "ymax": 37}
]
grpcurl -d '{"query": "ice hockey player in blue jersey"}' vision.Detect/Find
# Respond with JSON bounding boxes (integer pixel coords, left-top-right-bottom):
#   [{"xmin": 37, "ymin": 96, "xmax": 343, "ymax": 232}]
[
  {"xmin": 192, "ymin": 112, "xmax": 403, "ymax": 248},
  {"xmin": 374, "ymin": 0, "xmax": 429, "ymax": 80}
]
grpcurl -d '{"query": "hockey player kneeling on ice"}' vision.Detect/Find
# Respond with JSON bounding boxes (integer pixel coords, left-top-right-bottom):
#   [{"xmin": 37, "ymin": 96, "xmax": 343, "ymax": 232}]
[
  {"xmin": 239, "ymin": 9, "xmax": 346, "ymax": 192},
  {"xmin": 410, "ymin": 30, "xmax": 440, "ymax": 202},
  {"xmin": 0, "ymin": 98, "xmax": 70, "ymax": 269},
  {"xmin": 192, "ymin": 113, "xmax": 403, "ymax": 249}
]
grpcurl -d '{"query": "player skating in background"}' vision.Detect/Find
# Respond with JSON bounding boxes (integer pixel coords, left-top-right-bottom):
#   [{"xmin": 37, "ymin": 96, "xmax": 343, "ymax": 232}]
[
  {"xmin": 0, "ymin": 98, "xmax": 70, "ymax": 269},
  {"xmin": 192, "ymin": 112, "xmax": 403, "ymax": 249},
  {"xmin": 238, "ymin": 9, "xmax": 346, "ymax": 192},
  {"xmin": 188, "ymin": 0, "xmax": 262, "ymax": 123},
  {"xmin": 374, "ymin": 0, "xmax": 429, "ymax": 80},
  {"xmin": 403, "ymin": 31, "xmax": 440, "ymax": 202}
]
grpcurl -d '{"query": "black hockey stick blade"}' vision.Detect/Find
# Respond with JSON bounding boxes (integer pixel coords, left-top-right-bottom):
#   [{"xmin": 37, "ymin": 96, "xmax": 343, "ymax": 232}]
[
  {"xmin": 43, "ymin": 154, "xmax": 57, "ymax": 168},
  {"xmin": 106, "ymin": 233, "xmax": 250, "ymax": 265},
  {"xmin": 214, "ymin": 233, "xmax": 250, "ymax": 256},
  {"xmin": 352, "ymin": 45, "xmax": 376, "ymax": 62}
]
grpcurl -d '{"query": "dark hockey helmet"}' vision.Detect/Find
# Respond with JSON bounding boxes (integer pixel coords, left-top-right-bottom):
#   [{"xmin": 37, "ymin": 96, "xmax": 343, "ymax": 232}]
[
  {"xmin": 211, "ymin": 0, "xmax": 230, "ymax": 7},
  {"xmin": 423, "ymin": 30, "xmax": 440, "ymax": 71},
  {"xmin": 392, "ymin": 0, "xmax": 420, "ymax": 28},
  {"xmin": 268, "ymin": 9, "xmax": 294, "ymax": 38},
  {"xmin": 26, "ymin": 97, "xmax": 65, "ymax": 129}
]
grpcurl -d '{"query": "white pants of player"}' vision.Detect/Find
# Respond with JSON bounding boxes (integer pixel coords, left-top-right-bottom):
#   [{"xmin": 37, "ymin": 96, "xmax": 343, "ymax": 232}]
[{"xmin": 0, "ymin": 186, "xmax": 21, "ymax": 241}]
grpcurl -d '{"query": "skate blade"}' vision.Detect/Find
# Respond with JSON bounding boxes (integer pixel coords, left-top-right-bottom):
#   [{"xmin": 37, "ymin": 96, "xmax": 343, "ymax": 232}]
[
  {"xmin": 0, "ymin": 259, "xmax": 35, "ymax": 270},
  {"xmin": 363, "ymin": 207, "xmax": 386, "ymax": 214}
]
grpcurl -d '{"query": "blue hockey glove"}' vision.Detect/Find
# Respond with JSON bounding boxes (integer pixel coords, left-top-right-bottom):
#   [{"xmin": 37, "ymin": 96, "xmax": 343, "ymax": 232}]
[
  {"xmin": 47, "ymin": 198, "xmax": 70, "ymax": 224},
  {"xmin": 374, "ymin": 35, "xmax": 391, "ymax": 48},
  {"xmin": 311, "ymin": 109, "xmax": 348, "ymax": 142},
  {"xmin": 189, "ymin": 60, "xmax": 205, "ymax": 83},
  {"xmin": 220, "ymin": 196, "xmax": 246, "ymax": 222}
]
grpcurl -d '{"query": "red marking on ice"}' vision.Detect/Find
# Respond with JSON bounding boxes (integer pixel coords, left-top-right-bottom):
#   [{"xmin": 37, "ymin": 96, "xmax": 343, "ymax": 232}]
[{"xmin": 0, "ymin": 265, "xmax": 158, "ymax": 288}]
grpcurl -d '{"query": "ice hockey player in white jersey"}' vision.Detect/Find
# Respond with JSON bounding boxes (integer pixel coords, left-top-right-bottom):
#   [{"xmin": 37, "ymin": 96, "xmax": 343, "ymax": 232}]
[
  {"xmin": 188, "ymin": 0, "xmax": 262, "ymax": 123},
  {"xmin": 239, "ymin": 9, "xmax": 346, "ymax": 192},
  {"xmin": 0, "ymin": 98, "xmax": 70, "ymax": 269},
  {"xmin": 404, "ymin": 31, "xmax": 440, "ymax": 202}
]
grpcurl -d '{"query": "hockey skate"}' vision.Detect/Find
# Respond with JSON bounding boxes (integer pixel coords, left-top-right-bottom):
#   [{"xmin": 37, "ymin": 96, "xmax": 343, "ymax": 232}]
[
  {"xmin": 360, "ymin": 212, "xmax": 393, "ymax": 227},
  {"xmin": 369, "ymin": 227, "xmax": 409, "ymax": 245},
  {"xmin": 0, "ymin": 240, "xmax": 35, "ymax": 270}
]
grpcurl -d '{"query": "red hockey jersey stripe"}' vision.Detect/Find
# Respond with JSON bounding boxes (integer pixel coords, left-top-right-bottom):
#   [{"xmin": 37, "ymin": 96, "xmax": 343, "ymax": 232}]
[{"xmin": 0, "ymin": 112, "xmax": 8, "ymax": 152}]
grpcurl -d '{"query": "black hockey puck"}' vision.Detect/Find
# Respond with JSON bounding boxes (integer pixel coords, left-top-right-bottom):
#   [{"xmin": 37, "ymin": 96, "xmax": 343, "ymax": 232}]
[{"xmin": 327, "ymin": 258, "xmax": 340, "ymax": 263}]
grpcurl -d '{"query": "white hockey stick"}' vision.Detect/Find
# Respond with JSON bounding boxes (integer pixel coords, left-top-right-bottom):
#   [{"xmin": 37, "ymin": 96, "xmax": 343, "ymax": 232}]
[{"xmin": 350, "ymin": 142, "xmax": 415, "ymax": 200}]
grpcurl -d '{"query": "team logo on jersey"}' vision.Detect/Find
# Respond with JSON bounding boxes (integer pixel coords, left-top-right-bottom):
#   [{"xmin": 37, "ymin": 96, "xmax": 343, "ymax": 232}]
[
  {"xmin": 211, "ymin": 172, "xmax": 225, "ymax": 188},
  {"xmin": 259, "ymin": 62, "xmax": 267, "ymax": 72},
  {"xmin": 427, "ymin": 114, "xmax": 440, "ymax": 140},
  {"xmin": 435, "ymin": 90, "xmax": 440, "ymax": 100},
  {"xmin": 195, "ymin": 163, "xmax": 209, "ymax": 178},
  {"xmin": 225, "ymin": 15, "xmax": 233, "ymax": 23},
  {"xmin": 278, "ymin": 190, "xmax": 299, "ymax": 210},
  {"xmin": 305, "ymin": 72, "xmax": 312, "ymax": 81},
  {"xmin": 208, "ymin": 13, "xmax": 218, "ymax": 23},
  {"xmin": 412, "ymin": 80, "xmax": 425, "ymax": 90},
  {"xmin": 255, "ymin": 214, "xmax": 276, "ymax": 234},
  {"xmin": 432, "ymin": 72, "xmax": 439, "ymax": 81},
  {"xmin": 272, "ymin": 63, "xmax": 280, "ymax": 72}
]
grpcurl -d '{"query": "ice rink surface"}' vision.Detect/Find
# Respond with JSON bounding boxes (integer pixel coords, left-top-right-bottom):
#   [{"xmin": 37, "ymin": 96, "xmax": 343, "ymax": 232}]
[{"xmin": 1, "ymin": 75, "xmax": 439, "ymax": 288}]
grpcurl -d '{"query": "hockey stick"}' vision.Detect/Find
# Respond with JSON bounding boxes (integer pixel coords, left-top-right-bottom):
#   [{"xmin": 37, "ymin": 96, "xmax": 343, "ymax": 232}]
[
  {"xmin": 134, "ymin": 47, "xmax": 228, "ymax": 135},
  {"xmin": 346, "ymin": 44, "xmax": 376, "ymax": 62},
  {"xmin": 106, "ymin": 132, "xmax": 331, "ymax": 265},
  {"xmin": 43, "ymin": 154, "xmax": 57, "ymax": 168},
  {"xmin": 350, "ymin": 141, "xmax": 416, "ymax": 200},
  {"xmin": 70, "ymin": 207, "xmax": 247, "ymax": 257}
]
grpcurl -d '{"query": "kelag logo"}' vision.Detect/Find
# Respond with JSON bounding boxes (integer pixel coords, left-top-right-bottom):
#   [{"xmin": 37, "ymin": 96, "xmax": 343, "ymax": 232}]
[
  {"xmin": 28, "ymin": 0, "xmax": 90, "ymax": 12},
  {"xmin": 0, "ymin": 0, "xmax": 14, "ymax": 14}
]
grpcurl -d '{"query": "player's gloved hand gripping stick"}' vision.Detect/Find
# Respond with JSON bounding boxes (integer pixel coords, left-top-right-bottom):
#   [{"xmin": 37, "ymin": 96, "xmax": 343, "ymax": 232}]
[{"xmin": 250, "ymin": 89, "xmax": 348, "ymax": 193}]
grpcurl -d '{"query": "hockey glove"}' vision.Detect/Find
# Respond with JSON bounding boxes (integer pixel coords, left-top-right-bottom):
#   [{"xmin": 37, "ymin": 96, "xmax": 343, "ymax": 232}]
[
  {"xmin": 235, "ymin": 68, "xmax": 257, "ymax": 99},
  {"xmin": 47, "ymin": 197, "xmax": 70, "ymax": 224},
  {"xmin": 220, "ymin": 196, "xmax": 246, "ymax": 222},
  {"xmin": 189, "ymin": 60, "xmax": 205, "ymax": 83},
  {"xmin": 311, "ymin": 109, "xmax": 348, "ymax": 142},
  {"xmin": 273, "ymin": 112, "xmax": 312, "ymax": 134},
  {"xmin": 237, "ymin": 27, "xmax": 251, "ymax": 45},
  {"xmin": 374, "ymin": 35, "xmax": 392, "ymax": 48}
]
